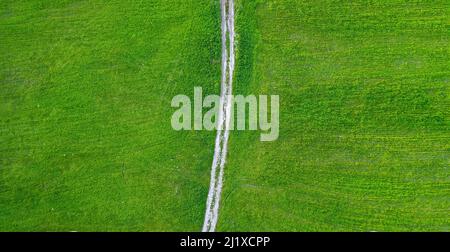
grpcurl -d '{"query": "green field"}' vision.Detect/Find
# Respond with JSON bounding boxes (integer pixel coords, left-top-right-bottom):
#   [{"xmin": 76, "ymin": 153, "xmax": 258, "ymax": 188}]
[
  {"xmin": 0, "ymin": 0, "xmax": 221, "ymax": 231},
  {"xmin": 221, "ymin": 0, "xmax": 449, "ymax": 231},
  {"xmin": 1, "ymin": 0, "xmax": 449, "ymax": 231}
]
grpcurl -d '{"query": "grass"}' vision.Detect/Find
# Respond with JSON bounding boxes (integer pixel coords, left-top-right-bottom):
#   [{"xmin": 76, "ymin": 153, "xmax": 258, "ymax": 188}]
[
  {"xmin": 0, "ymin": 0, "xmax": 221, "ymax": 231},
  {"xmin": 1, "ymin": 0, "xmax": 449, "ymax": 232},
  {"xmin": 219, "ymin": 0, "xmax": 449, "ymax": 231}
]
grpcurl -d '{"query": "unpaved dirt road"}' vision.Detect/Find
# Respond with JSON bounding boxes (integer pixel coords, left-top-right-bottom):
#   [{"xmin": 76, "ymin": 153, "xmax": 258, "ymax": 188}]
[{"xmin": 202, "ymin": 0, "xmax": 235, "ymax": 232}]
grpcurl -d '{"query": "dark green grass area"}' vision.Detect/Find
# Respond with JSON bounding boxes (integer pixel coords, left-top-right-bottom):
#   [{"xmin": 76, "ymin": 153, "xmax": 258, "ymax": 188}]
[
  {"xmin": 0, "ymin": 0, "xmax": 221, "ymax": 231},
  {"xmin": 220, "ymin": 0, "xmax": 449, "ymax": 231}
]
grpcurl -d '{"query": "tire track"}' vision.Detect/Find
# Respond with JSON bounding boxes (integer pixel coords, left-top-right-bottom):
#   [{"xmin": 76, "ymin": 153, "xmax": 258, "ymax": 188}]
[{"xmin": 202, "ymin": 0, "xmax": 235, "ymax": 232}]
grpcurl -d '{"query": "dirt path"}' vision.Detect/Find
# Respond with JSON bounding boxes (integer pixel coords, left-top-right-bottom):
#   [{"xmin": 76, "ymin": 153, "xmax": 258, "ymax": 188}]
[{"xmin": 202, "ymin": 0, "xmax": 235, "ymax": 232}]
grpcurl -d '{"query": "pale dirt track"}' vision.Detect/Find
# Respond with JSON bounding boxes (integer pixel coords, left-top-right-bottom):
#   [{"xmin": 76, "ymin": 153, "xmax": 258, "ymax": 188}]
[{"xmin": 202, "ymin": 0, "xmax": 235, "ymax": 232}]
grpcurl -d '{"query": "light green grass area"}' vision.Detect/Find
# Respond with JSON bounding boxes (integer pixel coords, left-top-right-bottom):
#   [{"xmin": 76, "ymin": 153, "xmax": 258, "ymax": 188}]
[
  {"xmin": 1, "ymin": 0, "xmax": 449, "ymax": 232},
  {"xmin": 220, "ymin": 0, "xmax": 449, "ymax": 231},
  {"xmin": 0, "ymin": 0, "xmax": 221, "ymax": 231}
]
